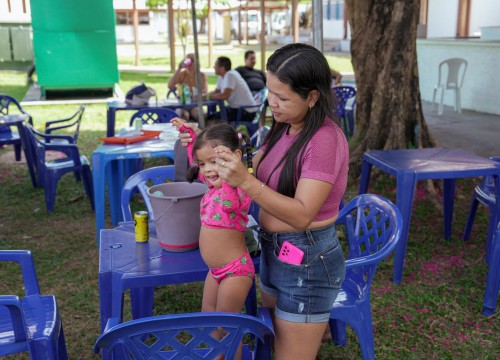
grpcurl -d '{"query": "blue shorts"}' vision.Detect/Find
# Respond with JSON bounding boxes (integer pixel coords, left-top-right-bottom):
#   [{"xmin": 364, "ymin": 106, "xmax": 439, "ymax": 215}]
[{"xmin": 258, "ymin": 223, "xmax": 345, "ymax": 323}]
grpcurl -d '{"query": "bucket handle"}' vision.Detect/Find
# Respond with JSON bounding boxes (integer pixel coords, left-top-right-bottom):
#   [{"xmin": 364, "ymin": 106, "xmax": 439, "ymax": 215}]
[{"xmin": 153, "ymin": 198, "xmax": 178, "ymax": 224}]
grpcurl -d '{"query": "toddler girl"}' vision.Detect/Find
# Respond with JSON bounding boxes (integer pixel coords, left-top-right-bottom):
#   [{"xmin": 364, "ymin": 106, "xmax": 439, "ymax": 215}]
[{"xmin": 173, "ymin": 121, "xmax": 255, "ymax": 320}]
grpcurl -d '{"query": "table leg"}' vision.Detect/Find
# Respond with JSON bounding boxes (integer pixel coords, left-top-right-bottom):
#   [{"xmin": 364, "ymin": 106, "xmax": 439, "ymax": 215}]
[
  {"xmin": 107, "ymin": 107, "xmax": 116, "ymax": 138},
  {"xmin": 358, "ymin": 159, "xmax": 373, "ymax": 194},
  {"xmin": 130, "ymin": 287, "xmax": 155, "ymax": 319},
  {"xmin": 442, "ymin": 179, "xmax": 456, "ymax": 240},
  {"xmin": 108, "ymin": 160, "xmax": 123, "ymax": 226},
  {"xmin": 93, "ymin": 154, "xmax": 107, "ymax": 242},
  {"xmin": 393, "ymin": 172, "xmax": 417, "ymax": 284}
]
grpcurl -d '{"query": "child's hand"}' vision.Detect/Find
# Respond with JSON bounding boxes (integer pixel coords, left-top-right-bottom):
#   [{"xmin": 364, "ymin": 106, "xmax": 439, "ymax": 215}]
[
  {"xmin": 171, "ymin": 119, "xmax": 200, "ymax": 148},
  {"xmin": 170, "ymin": 117, "xmax": 186, "ymax": 130}
]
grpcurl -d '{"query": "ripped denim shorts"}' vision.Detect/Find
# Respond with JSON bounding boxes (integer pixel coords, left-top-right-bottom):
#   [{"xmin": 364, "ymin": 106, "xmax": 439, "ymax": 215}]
[{"xmin": 258, "ymin": 223, "xmax": 345, "ymax": 323}]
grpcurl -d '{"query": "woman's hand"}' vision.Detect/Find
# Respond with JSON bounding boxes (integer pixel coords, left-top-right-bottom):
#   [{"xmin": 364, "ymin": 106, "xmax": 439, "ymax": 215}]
[
  {"xmin": 214, "ymin": 145, "xmax": 252, "ymax": 187},
  {"xmin": 171, "ymin": 118, "xmax": 200, "ymax": 147}
]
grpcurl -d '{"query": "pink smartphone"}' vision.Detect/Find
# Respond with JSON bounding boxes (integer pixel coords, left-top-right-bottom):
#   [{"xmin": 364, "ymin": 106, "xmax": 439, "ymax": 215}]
[{"xmin": 278, "ymin": 241, "xmax": 304, "ymax": 265}]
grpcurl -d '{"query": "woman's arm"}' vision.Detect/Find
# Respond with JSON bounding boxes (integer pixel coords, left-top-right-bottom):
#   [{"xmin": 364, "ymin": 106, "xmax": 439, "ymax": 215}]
[
  {"xmin": 167, "ymin": 67, "xmax": 185, "ymax": 90},
  {"xmin": 215, "ymin": 147, "xmax": 332, "ymax": 230}
]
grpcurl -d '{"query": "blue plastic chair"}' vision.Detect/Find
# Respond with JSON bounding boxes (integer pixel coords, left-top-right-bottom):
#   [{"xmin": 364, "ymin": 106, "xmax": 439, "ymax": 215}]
[
  {"xmin": 332, "ymin": 86, "xmax": 356, "ymax": 138},
  {"xmin": 44, "ymin": 105, "xmax": 85, "ymax": 144},
  {"xmin": 249, "ymin": 125, "xmax": 269, "ymax": 150},
  {"xmin": 121, "ymin": 165, "xmax": 175, "ymax": 222},
  {"xmin": 94, "ymin": 308, "xmax": 274, "ymax": 360},
  {"xmin": 328, "ymin": 194, "xmax": 402, "ymax": 360},
  {"xmin": 233, "ymin": 87, "xmax": 268, "ymax": 136},
  {"xmin": 0, "ymin": 250, "xmax": 68, "ymax": 359},
  {"xmin": 462, "ymin": 156, "xmax": 500, "ymax": 264},
  {"xmin": 21, "ymin": 122, "xmax": 94, "ymax": 212},
  {"xmin": 483, "ymin": 224, "xmax": 500, "ymax": 316},
  {"xmin": 0, "ymin": 94, "xmax": 33, "ymax": 161},
  {"xmin": 129, "ymin": 107, "xmax": 178, "ymax": 127}
]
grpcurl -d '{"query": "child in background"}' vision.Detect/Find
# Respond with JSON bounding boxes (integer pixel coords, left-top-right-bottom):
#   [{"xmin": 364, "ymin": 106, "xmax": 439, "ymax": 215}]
[{"xmin": 172, "ymin": 120, "xmax": 255, "ymax": 324}]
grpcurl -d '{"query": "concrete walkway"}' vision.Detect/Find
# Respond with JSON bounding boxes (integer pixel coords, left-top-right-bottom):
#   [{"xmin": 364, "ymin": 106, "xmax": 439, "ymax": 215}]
[{"xmin": 422, "ymin": 100, "xmax": 500, "ymax": 158}]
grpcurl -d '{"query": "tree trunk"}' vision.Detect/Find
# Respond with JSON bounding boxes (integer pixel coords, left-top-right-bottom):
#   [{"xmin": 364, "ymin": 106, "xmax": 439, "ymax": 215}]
[{"xmin": 345, "ymin": 0, "xmax": 437, "ymax": 180}]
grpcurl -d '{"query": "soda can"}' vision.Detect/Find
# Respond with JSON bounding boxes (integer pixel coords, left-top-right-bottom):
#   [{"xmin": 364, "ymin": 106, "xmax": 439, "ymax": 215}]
[{"xmin": 134, "ymin": 211, "xmax": 149, "ymax": 243}]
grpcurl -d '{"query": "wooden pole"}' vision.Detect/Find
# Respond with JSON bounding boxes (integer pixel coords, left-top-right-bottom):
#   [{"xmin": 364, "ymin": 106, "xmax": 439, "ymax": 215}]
[
  {"xmin": 132, "ymin": 0, "xmax": 140, "ymax": 66},
  {"xmin": 208, "ymin": 0, "xmax": 213, "ymax": 68},
  {"xmin": 260, "ymin": 0, "xmax": 266, "ymax": 71},
  {"xmin": 292, "ymin": 0, "xmax": 299, "ymax": 43},
  {"xmin": 168, "ymin": 0, "xmax": 175, "ymax": 72}
]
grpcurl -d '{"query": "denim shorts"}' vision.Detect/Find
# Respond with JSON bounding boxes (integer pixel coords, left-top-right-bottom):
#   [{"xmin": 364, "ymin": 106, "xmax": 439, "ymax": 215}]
[{"xmin": 258, "ymin": 223, "xmax": 346, "ymax": 323}]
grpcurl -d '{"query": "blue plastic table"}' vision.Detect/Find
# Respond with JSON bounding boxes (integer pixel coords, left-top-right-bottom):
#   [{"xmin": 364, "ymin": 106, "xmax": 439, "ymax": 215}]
[
  {"xmin": 98, "ymin": 226, "xmax": 260, "ymax": 359},
  {"xmin": 359, "ymin": 148, "xmax": 500, "ymax": 284},
  {"xmin": 92, "ymin": 129, "xmax": 177, "ymax": 240},
  {"xmin": 106, "ymin": 99, "xmax": 227, "ymax": 137}
]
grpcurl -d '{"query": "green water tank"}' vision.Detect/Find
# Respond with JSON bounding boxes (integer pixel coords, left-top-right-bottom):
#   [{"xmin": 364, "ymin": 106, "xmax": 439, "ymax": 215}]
[{"xmin": 30, "ymin": 0, "xmax": 119, "ymax": 93}]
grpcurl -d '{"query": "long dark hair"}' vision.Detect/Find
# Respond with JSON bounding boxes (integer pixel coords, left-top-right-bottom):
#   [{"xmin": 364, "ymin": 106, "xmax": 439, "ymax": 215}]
[
  {"xmin": 187, "ymin": 123, "xmax": 253, "ymax": 182},
  {"xmin": 256, "ymin": 43, "xmax": 337, "ymax": 197}
]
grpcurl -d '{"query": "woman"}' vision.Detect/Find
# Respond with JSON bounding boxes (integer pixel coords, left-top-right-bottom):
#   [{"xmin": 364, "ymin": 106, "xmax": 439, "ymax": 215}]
[
  {"xmin": 167, "ymin": 53, "xmax": 208, "ymax": 121},
  {"xmin": 179, "ymin": 43, "xmax": 349, "ymax": 359}
]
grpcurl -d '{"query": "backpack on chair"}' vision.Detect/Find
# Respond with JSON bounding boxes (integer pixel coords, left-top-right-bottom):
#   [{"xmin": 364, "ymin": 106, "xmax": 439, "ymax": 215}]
[{"xmin": 125, "ymin": 83, "xmax": 157, "ymax": 106}]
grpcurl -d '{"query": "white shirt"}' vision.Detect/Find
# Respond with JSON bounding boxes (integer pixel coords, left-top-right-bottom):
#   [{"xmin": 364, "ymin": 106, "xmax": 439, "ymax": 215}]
[{"xmin": 216, "ymin": 70, "xmax": 257, "ymax": 112}]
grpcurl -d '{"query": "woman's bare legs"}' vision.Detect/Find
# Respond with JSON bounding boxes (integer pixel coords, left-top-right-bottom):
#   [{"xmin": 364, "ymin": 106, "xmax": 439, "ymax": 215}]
[{"xmin": 261, "ymin": 289, "xmax": 327, "ymax": 360}]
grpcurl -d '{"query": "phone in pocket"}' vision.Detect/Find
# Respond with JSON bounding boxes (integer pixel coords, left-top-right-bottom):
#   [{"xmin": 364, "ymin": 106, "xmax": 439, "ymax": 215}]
[{"xmin": 278, "ymin": 241, "xmax": 304, "ymax": 265}]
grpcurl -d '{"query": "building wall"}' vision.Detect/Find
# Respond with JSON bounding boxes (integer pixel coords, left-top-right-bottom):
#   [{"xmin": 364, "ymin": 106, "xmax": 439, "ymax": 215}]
[
  {"xmin": 417, "ymin": 39, "xmax": 500, "ymax": 115},
  {"xmin": 427, "ymin": 0, "xmax": 459, "ymax": 38},
  {"xmin": 469, "ymin": 0, "xmax": 500, "ymax": 37}
]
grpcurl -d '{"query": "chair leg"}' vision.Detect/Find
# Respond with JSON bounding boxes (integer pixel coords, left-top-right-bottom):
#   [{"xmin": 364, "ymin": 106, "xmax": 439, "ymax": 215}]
[
  {"xmin": 456, "ymin": 88, "xmax": 462, "ymax": 114},
  {"xmin": 482, "ymin": 232, "xmax": 500, "ymax": 316},
  {"xmin": 14, "ymin": 143, "xmax": 22, "ymax": 161},
  {"xmin": 431, "ymin": 88, "xmax": 437, "ymax": 112},
  {"xmin": 57, "ymin": 325, "xmax": 69, "ymax": 360},
  {"xmin": 45, "ymin": 174, "xmax": 60, "ymax": 212},
  {"xmin": 82, "ymin": 165, "xmax": 95, "ymax": 210},
  {"xmin": 438, "ymin": 87, "xmax": 444, "ymax": 115},
  {"xmin": 462, "ymin": 197, "xmax": 479, "ymax": 241},
  {"xmin": 330, "ymin": 319, "xmax": 347, "ymax": 346},
  {"xmin": 485, "ymin": 209, "xmax": 498, "ymax": 264}
]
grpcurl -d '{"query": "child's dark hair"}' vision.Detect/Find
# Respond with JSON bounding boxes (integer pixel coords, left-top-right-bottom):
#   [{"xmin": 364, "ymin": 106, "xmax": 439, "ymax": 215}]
[{"xmin": 187, "ymin": 124, "xmax": 253, "ymax": 182}]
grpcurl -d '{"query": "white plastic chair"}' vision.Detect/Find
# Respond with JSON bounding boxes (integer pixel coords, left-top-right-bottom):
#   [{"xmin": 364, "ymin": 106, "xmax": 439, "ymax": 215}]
[{"xmin": 431, "ymin": 58, "xmax": 467, "ymax": 115}]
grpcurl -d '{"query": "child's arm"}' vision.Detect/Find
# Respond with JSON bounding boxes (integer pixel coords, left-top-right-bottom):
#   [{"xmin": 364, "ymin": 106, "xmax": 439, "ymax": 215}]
[
  {"xmin": 179, "ymin": 124, "xmax": 196, "ymax": 165},
  {"xmin": 218, "ymin": 182, "xmax": 250, "ymax": 213}
]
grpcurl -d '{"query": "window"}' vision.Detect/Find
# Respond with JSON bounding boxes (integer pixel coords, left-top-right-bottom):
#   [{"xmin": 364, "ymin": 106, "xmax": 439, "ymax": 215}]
[
  {"xmin": 325, "ymin": 0, "xmax": 344, "ymax": 21},
  {"xmin": 115, "ymin": 10, "xmax": 150, "ymax": 25}
]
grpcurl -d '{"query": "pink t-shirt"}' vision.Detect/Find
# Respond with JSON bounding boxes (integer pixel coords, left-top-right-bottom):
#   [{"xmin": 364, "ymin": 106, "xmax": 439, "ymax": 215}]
[{"xmin": 257, "ymin": 118, "xmax": 349, "ymax": 220}]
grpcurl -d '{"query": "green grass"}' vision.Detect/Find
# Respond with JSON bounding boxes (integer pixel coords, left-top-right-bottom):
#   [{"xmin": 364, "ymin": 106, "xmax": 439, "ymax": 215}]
[{"xmin": 1, "ymin": 69, "xmax": 499, "ymax": 359}]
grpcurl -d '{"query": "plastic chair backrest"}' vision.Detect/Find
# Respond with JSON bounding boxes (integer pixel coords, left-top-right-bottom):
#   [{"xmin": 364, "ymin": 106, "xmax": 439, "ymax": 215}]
[
  {"xmin": 438, "ymin": 58, "xmax": 467, "ymax": 89},
  {"xmin": 129, "ymin": 108, "xmax": 178, "ymax": 126},
  {"xmin": 0, "ymin": 94, "xmax": 33, "ymax": 124},
  {"xmin": 44, "ymin": 105, "xmax": 85, "ymax": 143},
  {"xmin": 121, "ymin": 165, "xmax": 176, "ymax": 221},
  {"xmin": 337, "ymin": 194, "xmax": 402, "ymax": 282},
  {"xmin": 94, "ymin": 309, "xmax": 274, "ymax": 360},
  {"xmin": 250, "ymin": 125, "xmax": 269, "ymax": 150},
  {"xmin": 332, "ymin": 86, "xmax": 356, "ymax": 118},
  {"xmin": 234, "ymin": 87, "xmax": 268, "ymax": 136}
]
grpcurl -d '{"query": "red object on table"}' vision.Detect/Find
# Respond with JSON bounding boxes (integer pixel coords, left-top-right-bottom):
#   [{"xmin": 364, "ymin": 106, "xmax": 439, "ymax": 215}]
[{"xmin": 100, "ymin": 130, "xmax": 162, "ymax": 144}]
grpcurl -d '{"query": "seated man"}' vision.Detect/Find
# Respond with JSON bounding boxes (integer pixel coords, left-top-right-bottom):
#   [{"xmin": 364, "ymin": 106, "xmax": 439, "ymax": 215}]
[
  {"xmin": 208, "ymin": 56, "xmax": 257, "ymax": 123},
  {"xmin": 235, "ymin": 50, "xmax": 267, "ymax": 95}
]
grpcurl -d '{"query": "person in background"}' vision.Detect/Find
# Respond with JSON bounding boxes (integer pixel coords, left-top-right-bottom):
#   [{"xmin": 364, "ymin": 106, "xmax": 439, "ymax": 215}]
[
  {"xmin": 235, "ymin": 50, "xmax": 267, "ymax": 95},
  {"xmin": 331, "ymin": 68, "xmax": 343, "ymax": 86},
  {"xmin": 178, "ymin": 43, "xmax": 349, "ymax": 359},
  {"xmin": 168, "ymin": 53, "xmax": 208, "ymax": 121},
  {"xmin": 208, "ymin": 56, "xmax": 256, "ymax": 123}
]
